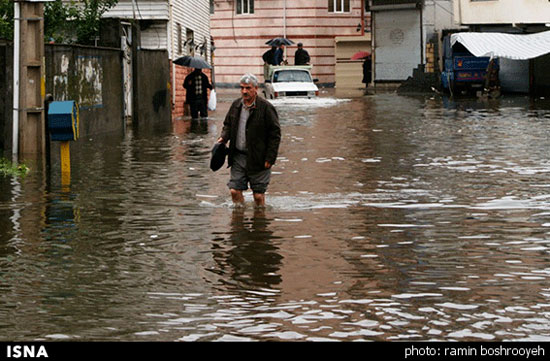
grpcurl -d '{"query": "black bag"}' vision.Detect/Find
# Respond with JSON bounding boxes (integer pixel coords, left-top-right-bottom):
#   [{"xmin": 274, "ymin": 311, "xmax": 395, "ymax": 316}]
[{"xmin": 210, "ymin": 142, "xmax": 228, "ymax": 171}]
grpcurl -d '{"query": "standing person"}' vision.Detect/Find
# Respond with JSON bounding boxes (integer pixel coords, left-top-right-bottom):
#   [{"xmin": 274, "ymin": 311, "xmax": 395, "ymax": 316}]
[
  {"xmin": 183, "ymin": 68, "xmax": 212, "ymax": 119},
  {"xmin": 362, "ymin": 55, "xmax": 372, "ymax": 89},
  {"xmin": 274, "ymin": 44, "xmax": 285, "ymax": 66},
  {"xmin": 262, "ymin": 46, "xmax": 277, "ymax": 82},
  {"xmin": 216, "ymin": 73, "xmax": 281, "ymax": 207},
  {"xmin": 294, "ymin": 43, "xmax": 310, "ymax": 66}
]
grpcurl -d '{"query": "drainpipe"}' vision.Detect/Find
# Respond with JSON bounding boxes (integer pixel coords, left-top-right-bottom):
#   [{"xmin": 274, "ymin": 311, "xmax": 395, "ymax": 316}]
[
  {"xmin": 12, "ymin": 1, "xmax": 20, "ymax": 161},
  {"xmin": 283, "ymin": 0, "xmax": 287, "ymax": 60},
  {"xmin": 283, "ymin": 0, "xmax": 286, "ymax": 38},
  {"xmin": 168, "ymin": 0, "xmax": 175, "ymax": 110},
  {"xmin": 420, "ymin": 3, "xmax": 424, "ymax": 67},
  {"xmin": 360, "ymin": 0, "xmax": 365, "ymax": 36}
]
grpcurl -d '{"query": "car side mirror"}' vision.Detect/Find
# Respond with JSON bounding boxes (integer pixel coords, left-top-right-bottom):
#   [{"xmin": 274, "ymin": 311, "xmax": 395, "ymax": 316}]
[{"xmin": 313, "ymin": 78, "xmax": 319, "ymax": 83}]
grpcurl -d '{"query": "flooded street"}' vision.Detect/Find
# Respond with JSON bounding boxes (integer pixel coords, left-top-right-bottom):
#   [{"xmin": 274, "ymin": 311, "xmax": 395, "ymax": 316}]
[{"xmin": 2, "ymin": 89, "xmax": 550, "ymax": 341}]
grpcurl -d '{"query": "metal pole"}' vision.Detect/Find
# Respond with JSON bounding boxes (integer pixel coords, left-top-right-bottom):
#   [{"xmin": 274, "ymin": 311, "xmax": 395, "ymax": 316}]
[
  {"xmin": 12, "ymin": 1, "xmax": 21, "ymax": 162},
  {"xmin": 283, "ymin": 0, "xmax": 287, "ymax": 61},
  {"xmin": 361, "ymin": 0, "xmax": 365, "ymax": 36},
  {"xmin": 168, "ymin": 0, "xmax": 176, "ymax": 110},
  {"xmin": 283, "ymin": 0, "xmax": 286, "ymax": 38}
]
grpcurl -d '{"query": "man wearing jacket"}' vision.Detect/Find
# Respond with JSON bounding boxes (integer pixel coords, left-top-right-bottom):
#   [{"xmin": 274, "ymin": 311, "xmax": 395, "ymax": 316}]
[
  {"xmin": 217, "ymin": 73, "xmax": 281, "ymax": 207},
  {"xmin": 274, "ymin": 45, "xmax": 285, "ymax": 65},
  {"xmin": 294, "ymin": 43, "xmax": 310, "ymax": 65},
  {"xmin": 183, "ymin": 68, "xmax": 212, "ymax": 119}
]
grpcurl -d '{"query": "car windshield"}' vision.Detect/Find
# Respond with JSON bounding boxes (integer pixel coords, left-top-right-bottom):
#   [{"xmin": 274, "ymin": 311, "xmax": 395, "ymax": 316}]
[{"xmin": 273, "ymin": 70, "xmax": 312, "ymax": 83}]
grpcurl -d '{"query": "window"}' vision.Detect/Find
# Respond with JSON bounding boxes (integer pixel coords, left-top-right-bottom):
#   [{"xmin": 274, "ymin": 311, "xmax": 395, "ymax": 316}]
[
  {"xmin": 186, "ymin": 29, "xmax": 194, "ymax": 56},
  {"xmin": 273, "ymin": 70, "xmax": 312, "ymax": 83},
  {"xmin": 236, "ymin": 0, "xmax": 254, "ymax": 14},
  {"xmin": 210, "ymin": 0, "xmax": 215, "ymax": 14},
  {"xmin": 328, "ymin": 0, "xmax": 350, "ymax": 13},
  {"xmin": 177, "ymin": 23, "xmax": 182, "ymax": 54}
]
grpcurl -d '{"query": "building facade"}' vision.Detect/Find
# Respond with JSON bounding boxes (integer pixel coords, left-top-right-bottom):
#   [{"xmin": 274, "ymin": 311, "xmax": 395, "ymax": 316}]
[
  {"xmin": 369, "ymin": 0, "xmax": 457, "ymax": 83},
  {"xmin": 453, "ymin": 0, "xmax": 550, "ymax": 28},
  {"xmin": 452, "ymin": 0, "xmax": 550, "ymax": 94},
  {"xmin": 103, "ymin": 0, "xmax": 212, "ymax": 119},
  {"xmin": 210, "ymin": 0, "xmax": 371, "ymax": 87}
]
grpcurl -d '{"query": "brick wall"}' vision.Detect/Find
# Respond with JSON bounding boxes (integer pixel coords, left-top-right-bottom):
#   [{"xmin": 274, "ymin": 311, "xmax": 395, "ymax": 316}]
[{"xmin": 171, "ymin": 64, "xmax": 212, "ymax": 119}]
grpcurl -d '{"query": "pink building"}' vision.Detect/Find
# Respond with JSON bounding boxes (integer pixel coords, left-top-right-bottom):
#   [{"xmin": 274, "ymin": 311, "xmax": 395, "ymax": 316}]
[{"xmin": 210, "ymin": 0, "xmax": 371, "ymax": 86}]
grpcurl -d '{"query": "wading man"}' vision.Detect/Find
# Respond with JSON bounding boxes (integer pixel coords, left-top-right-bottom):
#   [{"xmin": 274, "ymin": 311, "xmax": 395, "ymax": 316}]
[{"xmin": 217, "ymin": 74, "xmax": 281, "ymax": 207}]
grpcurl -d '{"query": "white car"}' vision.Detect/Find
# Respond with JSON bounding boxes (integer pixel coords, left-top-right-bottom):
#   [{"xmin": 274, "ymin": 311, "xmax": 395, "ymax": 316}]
[{"xmin": 263, "ymin": 65, "xmax": 319, "ymax": 99}]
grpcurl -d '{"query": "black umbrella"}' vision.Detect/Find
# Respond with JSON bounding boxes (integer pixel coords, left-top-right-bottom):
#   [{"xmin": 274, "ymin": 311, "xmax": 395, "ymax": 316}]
[
  {"xmin": 265, "ymin": 37, "xmax": 294, "ymax": 46},
  {"xmin": 174, "ymin": 55, "xmax": 212, "ymax": 69}
]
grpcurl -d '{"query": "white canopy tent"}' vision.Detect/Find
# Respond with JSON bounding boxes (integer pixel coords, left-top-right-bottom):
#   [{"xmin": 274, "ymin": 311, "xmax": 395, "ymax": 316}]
[{"xmin": 451, "ymin": 31, "xmax": 550, "ymax": 60}]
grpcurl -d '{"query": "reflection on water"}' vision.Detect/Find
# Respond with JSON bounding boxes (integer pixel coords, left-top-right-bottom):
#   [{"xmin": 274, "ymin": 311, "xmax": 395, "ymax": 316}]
[
  {"xmin": 211, "ymin": 208, "xmax": 282, "ymax": 291},
  {"xmin": 1, "ymin": 91, "xmax": 550, "ymax": 341}
]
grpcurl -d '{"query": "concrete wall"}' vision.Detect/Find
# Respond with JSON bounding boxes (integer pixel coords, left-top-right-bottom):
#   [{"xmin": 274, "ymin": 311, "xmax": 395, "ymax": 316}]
[
  {"xmin": 134, "ymin": 49, "xmax": 171, "ymax": 127},
  {"xmin": 3, "ymin": 41, "xmax": 176, "ymax": 156},
  {"xmin": 0, "ymin": 42, "xmax": 13, "ymax": 154},
  {"xmin": 454, "ymin": 0, "xmax": 550, "ymax": 25},
  {"xmin": 422, "ymin": 0, "xmax": 459, "ymax": 48},
  {"xmin": 534, "ymin": 53, "xmax": 550, "ymax": 95},
  {"xmin": 45, "ymin": 44, "xmax": 124, "ymax": 137}
]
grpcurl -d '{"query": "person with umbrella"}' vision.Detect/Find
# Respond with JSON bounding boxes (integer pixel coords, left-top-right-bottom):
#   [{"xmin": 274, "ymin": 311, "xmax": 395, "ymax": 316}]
[
  {"xmin": 265, "ymin": 38, "xmax": 294, "ymax": 66},
  {"xmin": 262, "ymin": 46, "xmax": 277, "ymax": 81},
  {"xmin": 362, "ymin": 55, "xmax": 372, "ymax": 89},
  {"xmin": 183, "ymin": 68, "xmax": 213, "ymax": 119},
  {"xmin": 274, "ymin": 44, "xmax": 286, "ymax": 66}
]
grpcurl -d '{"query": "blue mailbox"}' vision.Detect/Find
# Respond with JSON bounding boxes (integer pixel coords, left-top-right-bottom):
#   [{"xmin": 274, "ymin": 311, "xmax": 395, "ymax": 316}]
[{"xmin": 48, "ymin": 101, "xmax": 79, "ymax": 141}]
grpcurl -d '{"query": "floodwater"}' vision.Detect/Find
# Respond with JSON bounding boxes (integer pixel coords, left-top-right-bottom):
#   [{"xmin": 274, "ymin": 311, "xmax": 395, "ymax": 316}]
[{"xmin": 2, "ymin": 89, "xmax": 550, "ymax": 341}]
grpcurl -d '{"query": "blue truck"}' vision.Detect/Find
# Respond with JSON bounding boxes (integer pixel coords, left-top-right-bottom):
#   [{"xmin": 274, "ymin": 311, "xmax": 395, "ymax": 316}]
[{"xmin": 441, "ymin": 34, "xmax": 497, "ymax": 94}]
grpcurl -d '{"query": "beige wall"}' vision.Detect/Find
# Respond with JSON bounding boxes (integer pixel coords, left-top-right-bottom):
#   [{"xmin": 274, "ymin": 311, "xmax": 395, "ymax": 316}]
[
  {"xmin": 335, "ymin": 34, "xmax": 371, "ymax": 88},
  {"xmin": 454, "ymin": 0, "xmax": 550, "ymax": 25},
  {"xmin": 211, "ymin": 0, "xmax": 370, "ymax": 85}
]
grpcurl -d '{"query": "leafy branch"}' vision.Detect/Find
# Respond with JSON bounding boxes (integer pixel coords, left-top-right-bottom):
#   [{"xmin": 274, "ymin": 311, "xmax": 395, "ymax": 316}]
[
  {"xmin": 0, "ymin": 0, "xmax": 118, "ymax": 45},
  {"xmin": 0, "ymin": 0, "xmax": 13, "ymax": 40},
  {"xmin": 0, "ymin": 158, "xmax": 29, "ymax": 178},
  {"xmin": 46, "ymin": 0, "xmax": 118, "ymax": 45}
]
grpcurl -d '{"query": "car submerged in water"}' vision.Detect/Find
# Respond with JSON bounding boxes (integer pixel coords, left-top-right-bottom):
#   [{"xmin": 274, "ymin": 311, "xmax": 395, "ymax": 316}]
[{"xmin": 263, "ymin": 65, "xmax": 319, "ymax": 99}]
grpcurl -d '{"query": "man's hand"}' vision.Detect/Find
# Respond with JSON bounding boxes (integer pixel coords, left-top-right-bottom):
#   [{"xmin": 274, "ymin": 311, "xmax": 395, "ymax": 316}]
[{"xmin": 265, "ymin": 161, "xmax": 272, "ymax": 169}]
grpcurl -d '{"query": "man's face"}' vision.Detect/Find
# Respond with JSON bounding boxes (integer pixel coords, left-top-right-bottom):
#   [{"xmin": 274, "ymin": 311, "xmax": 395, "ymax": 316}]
[{"xmin": 240, "ymin": 82, "xmax": 258, "ymax": 104}]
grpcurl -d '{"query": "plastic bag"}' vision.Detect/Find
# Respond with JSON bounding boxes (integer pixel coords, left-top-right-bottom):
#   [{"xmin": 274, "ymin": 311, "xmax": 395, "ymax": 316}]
[{"xmin": 208, "ymin": 89, "xmax": 217, "ymax": 111}]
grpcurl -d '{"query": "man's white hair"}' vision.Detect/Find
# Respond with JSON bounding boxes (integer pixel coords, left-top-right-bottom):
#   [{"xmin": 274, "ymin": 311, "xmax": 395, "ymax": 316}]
[{"xmin": 240, "ymin": 73, "xmax": 259, "ymax": 87}]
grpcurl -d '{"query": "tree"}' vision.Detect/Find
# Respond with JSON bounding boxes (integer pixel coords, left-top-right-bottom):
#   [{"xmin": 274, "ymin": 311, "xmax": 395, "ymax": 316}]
[
  {"xmin": 45, "ymin": 0, "xmax": 118, "ymax": 45},
  {"xmin": 0, "ymin": 0, "xmax": 14, "ymax": 40},
  {"xmin": 44, "ymin": 0, "xmax": 80, "ymax": 44},
  {"xmin": 0, "ymin": 0, "xmax": 118, "ymax": 45}
]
